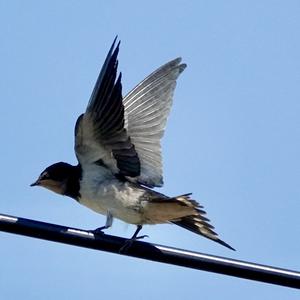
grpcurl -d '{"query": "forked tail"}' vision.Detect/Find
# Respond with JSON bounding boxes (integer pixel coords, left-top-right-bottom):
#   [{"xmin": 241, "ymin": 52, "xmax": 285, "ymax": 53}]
[{"xmin": 170, "ymin": 194, "xmax": 235, "ymax": 251}]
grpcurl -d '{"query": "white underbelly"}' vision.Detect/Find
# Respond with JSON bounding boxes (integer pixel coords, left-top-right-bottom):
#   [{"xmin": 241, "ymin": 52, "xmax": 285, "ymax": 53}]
[{"xmin": 78, "ymin": 179, "xmax": 145, "ymax": 225}]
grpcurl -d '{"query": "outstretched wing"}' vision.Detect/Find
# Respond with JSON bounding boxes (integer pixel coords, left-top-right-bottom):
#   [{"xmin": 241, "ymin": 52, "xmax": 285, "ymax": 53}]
[
  {"xmin": 123, "ymin": 58, "xmax": 186, "ymax": 187},
  {"xmin": 75, "ymin": 38, "xmax": 140, "ymax": 177}
]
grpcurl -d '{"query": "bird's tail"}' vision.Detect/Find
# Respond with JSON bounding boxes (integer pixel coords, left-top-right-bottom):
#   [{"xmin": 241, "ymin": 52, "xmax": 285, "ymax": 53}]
[{"xmin": 170, "ymin": 194, "xmax": 235, "ymax": 251}]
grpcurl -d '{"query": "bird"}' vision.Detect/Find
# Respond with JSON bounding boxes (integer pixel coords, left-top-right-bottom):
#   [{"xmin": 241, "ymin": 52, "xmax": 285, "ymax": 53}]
[{"xmin": 31, "ymin": 38, "xmax": 234, "ymax": 251}]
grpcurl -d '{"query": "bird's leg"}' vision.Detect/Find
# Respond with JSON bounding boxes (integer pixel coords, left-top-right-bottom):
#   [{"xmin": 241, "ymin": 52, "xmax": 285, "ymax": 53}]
[
  {"xmin": 130, "ymin": 225, "xmax": 148, "ymax": 240},
  {"xmin": 119, "ymin": 225, "xmax": 148, "ymax": 253},
  {"xmin": 93, "ymin": 212, "xmax": 113, "ymax": 235}
]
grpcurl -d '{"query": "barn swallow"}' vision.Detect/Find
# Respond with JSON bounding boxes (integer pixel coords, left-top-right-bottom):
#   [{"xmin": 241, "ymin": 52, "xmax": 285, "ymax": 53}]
[{"xmin": 31, "ymin": 38, "xmax": 234, "ymax": 250}]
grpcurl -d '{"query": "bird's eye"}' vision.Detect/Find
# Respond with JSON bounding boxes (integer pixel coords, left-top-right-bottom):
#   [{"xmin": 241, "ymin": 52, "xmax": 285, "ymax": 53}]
[{"xmin": 41, "ymin": 172, "xmax": 49, "ymax": 180}]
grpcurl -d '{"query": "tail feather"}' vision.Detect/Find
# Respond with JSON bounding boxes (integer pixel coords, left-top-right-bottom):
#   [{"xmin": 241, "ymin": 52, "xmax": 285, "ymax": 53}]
[{"xmin": 170, "ymin": 194, "xmax": 235, "ymax": 251}]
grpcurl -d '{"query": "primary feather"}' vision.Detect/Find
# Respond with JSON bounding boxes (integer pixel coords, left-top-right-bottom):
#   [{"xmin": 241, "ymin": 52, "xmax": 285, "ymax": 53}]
[{"xmin": 123, "ymin": 58, "xmax": 186, "ymax": 187}]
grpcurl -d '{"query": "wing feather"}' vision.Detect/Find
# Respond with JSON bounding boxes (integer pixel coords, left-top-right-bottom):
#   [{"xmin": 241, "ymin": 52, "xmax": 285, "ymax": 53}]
[
  {"xmin": 123, "ymin": 58, "xmax": 186, "ymax": 187},
  {"xmin": 75, "ymin": 39, "xmax": 140, "ymax": 177},
  {"xmin": 75, "ymin": 39, "xmax": 186, "ymax": 185}
]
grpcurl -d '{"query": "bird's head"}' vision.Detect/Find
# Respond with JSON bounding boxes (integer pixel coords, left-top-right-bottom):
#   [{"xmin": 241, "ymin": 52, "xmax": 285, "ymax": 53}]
[{"xmin": 30, "ymin": 162, "xmax": 74, "ymax": 195}]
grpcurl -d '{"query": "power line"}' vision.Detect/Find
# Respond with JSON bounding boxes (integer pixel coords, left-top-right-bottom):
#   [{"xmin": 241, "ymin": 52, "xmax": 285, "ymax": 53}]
[{"xmin": 0, "ymin": 212, "xmax": 299, "ymax": 289}]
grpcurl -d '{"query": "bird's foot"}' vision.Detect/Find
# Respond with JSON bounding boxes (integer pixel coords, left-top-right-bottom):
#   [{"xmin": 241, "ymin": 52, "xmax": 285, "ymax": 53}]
[
  {"xmin": 119, "ymin": 234, "xmax": 149, "ymax": 254},
  {"xmin": 90, "ymin": 226, "xmax": 108, "ymax": 236},
  {"xmin": 135, "ymin": 234, "xmax": 149, "ymax": 240}
]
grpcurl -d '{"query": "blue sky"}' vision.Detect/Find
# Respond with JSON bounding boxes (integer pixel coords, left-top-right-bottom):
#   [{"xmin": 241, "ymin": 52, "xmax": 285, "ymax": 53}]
[{"xmin": 0, "ymin": 1, "xmax": 299, "ymax": 298}]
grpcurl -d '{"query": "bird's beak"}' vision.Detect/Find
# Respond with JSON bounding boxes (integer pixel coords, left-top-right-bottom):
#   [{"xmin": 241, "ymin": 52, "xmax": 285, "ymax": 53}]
[{"xmin": 30, "ymin": 179, "xmax": 40, "ymax": 187}]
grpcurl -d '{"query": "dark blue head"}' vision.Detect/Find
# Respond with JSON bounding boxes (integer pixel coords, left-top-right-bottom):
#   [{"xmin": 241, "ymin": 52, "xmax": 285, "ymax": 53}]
[{"xmin": 31, "ymin": 162, "xmax": 80, "ymax": 198}]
